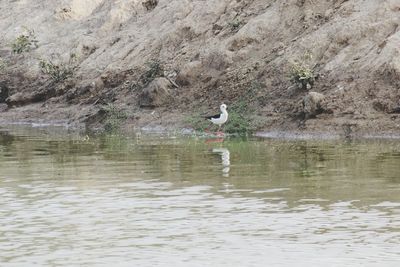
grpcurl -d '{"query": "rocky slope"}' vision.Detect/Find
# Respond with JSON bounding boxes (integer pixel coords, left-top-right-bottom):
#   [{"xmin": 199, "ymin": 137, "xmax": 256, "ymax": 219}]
[{"xmin": 0, "ymin": 0, "xmax": 400, "ymax": 136}]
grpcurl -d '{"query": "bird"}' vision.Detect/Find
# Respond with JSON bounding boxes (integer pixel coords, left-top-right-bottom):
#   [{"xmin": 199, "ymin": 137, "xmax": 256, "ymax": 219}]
[{"xmin": 205, "ymin": 104, "xmax": 228, "ymax": 134}]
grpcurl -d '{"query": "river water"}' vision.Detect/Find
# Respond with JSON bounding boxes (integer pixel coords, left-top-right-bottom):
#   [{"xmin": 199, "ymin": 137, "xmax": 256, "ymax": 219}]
[{"xmin": 0, "ymin": 126, "xmax": 399, "ymax": 266}]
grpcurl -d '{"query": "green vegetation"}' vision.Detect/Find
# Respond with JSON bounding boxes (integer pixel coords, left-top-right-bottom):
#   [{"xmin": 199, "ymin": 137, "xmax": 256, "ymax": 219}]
[
  {"xmin": 290, "ymin": 62, "xmax": 315, "ymax": 90},
  {"xmin": 102, "ymin": 104, "xmax": 128, "ymax": 133},
  {"xmin": 39, "ymin": 53, "xmax": 78, "ymax": 82},
  {"xmin": 229, "ymin": 19, "xmax": 243, "ymax": 32},
  {"xmin": 224, "ymin": 101, "xmax": 253, "ymax": 134},
  {"xmin": 130, "ymin": 60, "xmax": 164, "ymax": 91},
  {"xmin": 225, "ymin": 81, "xmax": 263, "ymax": 134},
  {"xmin": 11, "ymin": 28, "xmax": 38, "ymax": 54},
  {"xmin": 289, "ymin": 52, "xmax": 315, "ymax": 90},
  {"xmin": 185, "ymin": 113, "xmax": 210, "ymax": 132}
]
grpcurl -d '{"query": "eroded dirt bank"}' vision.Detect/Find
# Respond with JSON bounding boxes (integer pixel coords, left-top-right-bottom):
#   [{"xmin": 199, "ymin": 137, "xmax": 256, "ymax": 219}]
[{"xmin": 1, "ymin": 0, "xmax": 400, "ymax": 136}]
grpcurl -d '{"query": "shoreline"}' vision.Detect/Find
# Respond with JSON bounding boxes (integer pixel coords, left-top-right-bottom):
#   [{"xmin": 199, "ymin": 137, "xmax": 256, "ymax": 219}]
[{"xmin": 2, "ymin": 118, "xmax": 400, "ymax": 141}]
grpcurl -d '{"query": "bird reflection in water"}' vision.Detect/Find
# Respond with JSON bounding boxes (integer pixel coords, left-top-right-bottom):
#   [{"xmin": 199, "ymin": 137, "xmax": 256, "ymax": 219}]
[{"xmin": 212, "ymin": 148, "xmax": 230, "ymax": 177}]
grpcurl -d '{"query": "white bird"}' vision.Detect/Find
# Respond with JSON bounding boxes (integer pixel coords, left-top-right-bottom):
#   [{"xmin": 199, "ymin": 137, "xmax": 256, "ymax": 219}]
[{"xmin": 205, "ymin": 104, "xmax": 228, "ymax": 133}]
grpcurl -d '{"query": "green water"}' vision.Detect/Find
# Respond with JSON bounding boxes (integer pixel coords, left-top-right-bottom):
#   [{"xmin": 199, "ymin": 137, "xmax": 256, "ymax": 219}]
[{"xmin": 0, "ymin": 126, "xmax": 399, "ymax": 266}]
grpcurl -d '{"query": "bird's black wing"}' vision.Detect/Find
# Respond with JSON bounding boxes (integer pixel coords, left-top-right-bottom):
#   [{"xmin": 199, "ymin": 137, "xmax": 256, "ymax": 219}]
[{"xmin": 205, "ymin": 114, "xmax": 221, "ymax": 120}]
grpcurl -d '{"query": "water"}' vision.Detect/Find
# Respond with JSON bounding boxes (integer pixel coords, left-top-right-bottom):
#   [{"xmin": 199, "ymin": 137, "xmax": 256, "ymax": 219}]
[{"xmin": 0, "ymin": 126, "xmax": 399, "ymax": 267}]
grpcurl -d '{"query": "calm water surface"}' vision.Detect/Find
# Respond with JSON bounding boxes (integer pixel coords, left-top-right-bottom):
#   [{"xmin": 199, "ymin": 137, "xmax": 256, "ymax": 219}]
[{"xmin": 0, "ymin": 126, "xmax": 399, "ymax": 266}]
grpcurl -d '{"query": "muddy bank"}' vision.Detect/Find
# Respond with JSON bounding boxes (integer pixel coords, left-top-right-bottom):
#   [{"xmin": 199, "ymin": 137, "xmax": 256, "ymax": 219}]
[{"xmin": 1, "ymin": 0, "xmax": 400, "ymax": 135}]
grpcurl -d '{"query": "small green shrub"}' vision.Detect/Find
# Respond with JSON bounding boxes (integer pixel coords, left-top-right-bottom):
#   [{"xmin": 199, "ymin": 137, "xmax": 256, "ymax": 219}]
[
  {"xmin": 290, "ymin": 62, "xmax": 315, "ymax": 90},
  {"xmin": 11, "ymin": 28, "xmax": 38, "ymax": 54},
  {"xmin": 289, "ymin": 52, "xmax": 316, "ymax": 90},
  {"xmin": 102, "ymin": 104, "xmax": 128, "ymax": 133},
  {"xmin": 229, "ymin": 19, "xmax": 243, "ymax": 32},
  {"xmin": 39, "ymin": 53, "xmax": 78, "ymax": 82},
  {"xmin": 185, "ymin": 113, "xmax": 210, "ymax": 132},
  {"xmin": 223, "ymin": 110, "xmax": 251, "ymax": 134},
  {"xmin": 144, "ymin": 60, "xmax": 163, "ymax": 83},
  {"xmin": 223, "ymin": 101, "xmax": 256, "ymax": 134}
]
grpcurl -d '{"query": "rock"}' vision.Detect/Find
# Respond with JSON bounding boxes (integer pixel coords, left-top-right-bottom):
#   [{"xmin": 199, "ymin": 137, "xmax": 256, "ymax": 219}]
[
  {"xmin": 175, "ymin": 61, "xmax": 202, "ymax": 87},
  {"xmin": 391, "ymin": 106, "xmax": 400, "ymax": 114},
  {"xmin": 212, "ymin": 24, "xmax": 223, "ymax": 35},
  {"xmin": 303, "ymin": 91, "xmax": 325, "ymax": 119},
  {"xmin": 139, "ymin": 77, "xmax": 173, "ymax": 108},
  {"xmin": 6, "ymin": 92, "xmax": 27, "ymax": 106},
  {"xmin": 6, "ymin": 86, "xmax": 56, "ymax": 106},
  {"xmin": 342, "ymin": 107, "xmax": 355, "ymax": 115},
  {"xmin": 372, "ymin": 99, "xmax": 390, "ymax": 113}
]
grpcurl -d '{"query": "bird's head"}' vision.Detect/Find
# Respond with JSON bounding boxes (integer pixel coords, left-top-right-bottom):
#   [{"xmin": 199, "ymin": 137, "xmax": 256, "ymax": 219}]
[{"xmin": 220, "ymin": 104, "xmax": 227, "ymax": 111}]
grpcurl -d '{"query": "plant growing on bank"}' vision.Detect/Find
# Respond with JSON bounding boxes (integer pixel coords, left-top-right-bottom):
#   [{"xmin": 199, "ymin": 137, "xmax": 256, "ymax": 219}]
[
  {"xmin": 130, "ymin": 60, "xmax": 164, "ymax": 91},
  {"xmin": 11, "ymin": 28, "xmax": 39, "ymax": 54},
  {"xmin": 229, "ymin": 19, "xmax": 243, "ymax": 32},
  {"xmin": 142, "ymin": 60, "xmax": 163, "ymax": 85},
  {"xmin": 102, "ymin": 104, "xmax": 128, "ymax": 133},
  {"xmin": 185, "ymin": 113, "xmax": 210, "ymax": 132},
  {"xmin": 224, "ymin": 81, "xmax": 264, "ymax": 134},
  {"xmin": 289, "ymin": 52, "xmax": 316, "ymax": 90},
  {"xmin": 39, "ymin": 53, "xmax": 78, "ymax": 82},
  {"xmin": 223, "ymin": 100, "xmax": 255, "ymax": 134},
  {"xmin": 290, "ymin": 62, "xmax": 315, "ymax": 90}
]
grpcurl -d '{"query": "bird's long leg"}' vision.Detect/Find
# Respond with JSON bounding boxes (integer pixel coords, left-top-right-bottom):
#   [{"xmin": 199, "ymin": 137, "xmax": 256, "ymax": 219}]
[{"xmin": 216, "ymin": 125, "xmax": 223, "ymax": 136}]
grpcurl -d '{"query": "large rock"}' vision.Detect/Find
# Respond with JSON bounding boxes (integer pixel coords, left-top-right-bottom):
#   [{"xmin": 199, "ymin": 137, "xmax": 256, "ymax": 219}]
[
  {"xmin": 175, "ymin": 61, "xmax": 202, "ymax": 87},
  {"xmin": 6, "ymin": 86, "xmax": 56, "ymax": 106},
  {"xmin": 6, "ymin": 92, "xmax": 28, "ymax": 106},
  {"xmin": 139, "ymin": 77, "xmax": 173, "ymax": 108},
  {"xmin": 303, "ymin": 91, "xmax": 325, "ymax": 119}
]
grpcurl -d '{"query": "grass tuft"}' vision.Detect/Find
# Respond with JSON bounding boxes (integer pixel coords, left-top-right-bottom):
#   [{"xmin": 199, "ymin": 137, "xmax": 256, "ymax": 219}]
[
  {"xmin": 39, "ymin": 53, "xmax": 78, "ymax": 82},
  {"xmin": 228, "ymin": 19, "xmax": 243, "ymax": 32},
  {"xmin": 12, "ymin": 28, "xmax": 38, "ymax": 54},
  {"xmin": 289, "ymin": 52, "xmax": 316, "ymax": 90}
]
